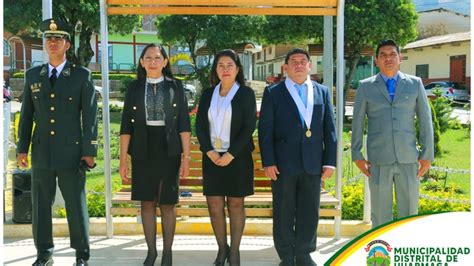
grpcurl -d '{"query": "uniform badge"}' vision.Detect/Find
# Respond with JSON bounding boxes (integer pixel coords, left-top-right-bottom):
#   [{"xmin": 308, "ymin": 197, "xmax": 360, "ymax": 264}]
[
  {"xmin": 31, "ymin": 83, "xmax": 41, "ymax": 92},
  {"xmin": 40, "ymin": 66, "xmax": 47, "ymax": 76},
  {"xmin": 49, "ymin": 20, "xmax": 58, "ymax": 31},
  {"xmin": 63, "ymin": 68, "xmax": 70, "ymax": 76}
]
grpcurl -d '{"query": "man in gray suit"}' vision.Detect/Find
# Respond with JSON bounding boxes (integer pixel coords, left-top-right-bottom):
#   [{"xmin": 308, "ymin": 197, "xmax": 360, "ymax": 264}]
[{"xmin": 351, "ymin": 39, "xmax": 434, "ymax": 228}]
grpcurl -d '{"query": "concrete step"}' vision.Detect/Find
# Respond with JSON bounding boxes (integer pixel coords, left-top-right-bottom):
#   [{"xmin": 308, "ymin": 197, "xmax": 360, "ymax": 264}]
[{"xmin": 4, "ymin": 217, "xmax": 371, "ymax": 238}]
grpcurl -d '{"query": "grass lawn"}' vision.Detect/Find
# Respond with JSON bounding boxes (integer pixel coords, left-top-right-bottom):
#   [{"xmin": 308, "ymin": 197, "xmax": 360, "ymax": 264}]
[
  {"xmin": 86, "ymin": 111, "xmax": 123, "ymax": 192},
  {"xmin": 432, "ymin": 128, "xmax": 471, "ymax": 194},
  {"xmin": 320, "ymin": 127, "xmax": 470, "ymax": 198}
]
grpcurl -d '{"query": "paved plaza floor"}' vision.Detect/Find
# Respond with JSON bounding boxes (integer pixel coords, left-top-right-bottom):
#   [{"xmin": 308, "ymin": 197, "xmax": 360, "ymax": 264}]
[{"xmin": 3, "ymin": 235, "xmax": 352, "ymax": 265}]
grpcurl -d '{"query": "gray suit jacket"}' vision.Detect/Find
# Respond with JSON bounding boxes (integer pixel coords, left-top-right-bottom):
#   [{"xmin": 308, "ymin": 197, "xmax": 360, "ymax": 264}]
[{"xmin": 351, "ymin": 72, "xmax": 434, "ymax": 165}]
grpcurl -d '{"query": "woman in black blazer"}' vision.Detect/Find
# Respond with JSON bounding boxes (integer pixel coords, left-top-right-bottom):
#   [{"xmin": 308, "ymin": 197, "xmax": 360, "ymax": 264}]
[
  {"xmin": 196, "ymin": 49, "xmax": 257, "ymax": 266},
  {"xmin": 119, "ymin": 43, "xmax": 191, "ymax": 266}
]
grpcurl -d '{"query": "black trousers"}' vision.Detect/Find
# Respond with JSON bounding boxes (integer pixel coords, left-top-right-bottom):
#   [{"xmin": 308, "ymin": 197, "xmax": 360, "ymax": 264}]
[
  {"xmin": 271, "ymin": 172, "xmax": 322, "ymax": 260},
  {"xmin": 31, "ymin": 167, "xmax": 90, "ymax": 260}
]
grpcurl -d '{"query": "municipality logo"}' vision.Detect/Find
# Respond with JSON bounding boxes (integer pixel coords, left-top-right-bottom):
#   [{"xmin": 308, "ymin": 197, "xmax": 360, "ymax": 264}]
[{"xmin": 366, "ymin": 239, "xmax": 392, "ymax": 266}]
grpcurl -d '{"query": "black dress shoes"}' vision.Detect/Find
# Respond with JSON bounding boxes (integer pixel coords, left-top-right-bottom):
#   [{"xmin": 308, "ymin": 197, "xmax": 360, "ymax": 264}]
[
  {"xmin": 144, "ymin": 250, "xmax": 158, "ymax": 266},
  {"xmin": 295, "ymin": 255, "xmax": 317, "ymax": 266},
  {"xmin": 213, "ymin": 245, "xmax": 230, "ymax": 266},
  {"xmin": 75, "ymin": 258, "xmax": 89, "ymax": 266},
  {"xmin": 32, "ymin": 258, "xmax": 53, "ymax": 266}
]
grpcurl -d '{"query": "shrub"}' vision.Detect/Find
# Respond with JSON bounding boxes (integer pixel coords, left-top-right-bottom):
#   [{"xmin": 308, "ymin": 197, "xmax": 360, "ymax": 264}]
[
  {"xmin": 429, "ymin": 100, "xmax": 442, "ymax": 157},
  {"xmin": 98, "ymin": 104, "xmax": 123, "ymax": 114},
  {"xmin": 419, "ymin": 182, "xmax": 471, "ymax": 214},
  {"xmin": 334, "ymin": 180, "xmax": 470, "ymax": 221},
  {"xmin": 417, "ymin": 101, "xmax": 442, "ymax": 157},
  {"xmin": 422, "ymin": 179, "xmax": 465, "ymax": 194},
  {"xmin": 115, "ymin": 75, "xmax": 135, "ymax": 96},
  {"xmin": 338, "ymin": 183, "xmax": 365, "ymax": 220},
  {"xmin": 190, "ymin": 116, "xmax": 197, "ymax": 137},
  {"xmin": 87, "ymin": 184, "xmax": 107, "ymax": 217},
  {"xmin": 189, "ymin": 111, "xmax": 197, "ymax": 137},
  {"xmin": 55, "ymin": 183, "xmax": 118, "ymax": 218},
  {"xmin": 54, "ymin": 207, "xmax": 67, "ymax": 218},
  {"xmin": 448, "ymin": 119, "xmax": 463, "ymax": 130},
  {"xmin": 430, "ymin": 89, "xmax": 453, "ymax": 134}
]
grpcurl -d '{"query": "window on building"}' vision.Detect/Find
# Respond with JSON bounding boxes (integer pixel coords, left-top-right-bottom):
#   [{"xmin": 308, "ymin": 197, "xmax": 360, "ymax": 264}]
[
  {"xmin": 415, "ymin": 64, "xmax": 429, "ymax": 79},
  {"xmin": 3, "ymin": 39, "xmax": 10, "ymax": 56},
  {"xmin": 98, "ymin": 45, "xmax": 114, "ymax": 69},
  {"xmin": 269, "ymin": 64, "xmax": 274, "ymax": 75},
  {"xmin": 257, "ymin": 52, "xmax": 261, "ymax": 60},
  {"xmin": 269, "ymin": 46, "xmax": 272, "ymax": 55},
  {"xmin": 136, "ymin": 45, "xmax": 146, "ymax": 62}
]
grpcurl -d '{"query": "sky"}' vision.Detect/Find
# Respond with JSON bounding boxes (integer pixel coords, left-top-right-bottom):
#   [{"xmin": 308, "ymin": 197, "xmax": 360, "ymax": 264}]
[{"xmin": 414, "ymin": 0, "xmax": 470, "ymax": 15}]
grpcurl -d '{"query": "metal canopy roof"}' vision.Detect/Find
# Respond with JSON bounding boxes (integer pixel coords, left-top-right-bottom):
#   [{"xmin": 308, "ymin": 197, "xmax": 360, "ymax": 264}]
[{"xmin": 107, "ymin": 0, "xmax": 338, "ymax": 16}]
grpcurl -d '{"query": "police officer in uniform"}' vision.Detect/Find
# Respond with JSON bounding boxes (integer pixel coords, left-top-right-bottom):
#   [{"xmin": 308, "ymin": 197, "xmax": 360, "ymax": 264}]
[{"xmin": 16, "ymin": 18, "xmax": 98, "ymax": 266}]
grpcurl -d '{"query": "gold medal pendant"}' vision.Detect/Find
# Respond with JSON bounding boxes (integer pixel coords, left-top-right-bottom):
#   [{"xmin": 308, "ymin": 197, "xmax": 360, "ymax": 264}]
[
  {"xmin": 306, "ymin": 129, "xmax": 312, "ymax": 138},
  {"xmin": 214, "ymin": 138, "xmax": 222, "ymax": 149}
]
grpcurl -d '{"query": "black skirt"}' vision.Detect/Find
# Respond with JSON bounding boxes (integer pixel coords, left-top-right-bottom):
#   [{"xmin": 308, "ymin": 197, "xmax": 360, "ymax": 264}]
[
  {"xmin": 202, "ymin": 151, "xmax": 254, "ymax": 197},
  {"xmin": 131, "ymin": 126, "xmax": 181, "ymax": 203}
]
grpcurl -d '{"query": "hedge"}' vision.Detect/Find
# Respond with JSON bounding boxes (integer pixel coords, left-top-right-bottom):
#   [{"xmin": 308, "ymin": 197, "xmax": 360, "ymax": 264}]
[{"xmin": 332, "ymin": 181, "xmax": 470, "ymax": 221}]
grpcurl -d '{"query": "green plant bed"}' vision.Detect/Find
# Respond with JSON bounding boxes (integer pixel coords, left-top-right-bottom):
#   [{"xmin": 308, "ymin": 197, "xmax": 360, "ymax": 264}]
[
  {"xmin": 56, "ymin": 181, "xmax": 123, "ymax": 218},
  {"xmin": 419, "ymin": 181, "xmax": 471, "ymax": 214},
  {"xmin": 86, "ymin": 171, "xmax": 123, "ymax": 191},
  {"xmin": 333, "ymin": 181, "xmax": 471, "ymax": 221}
]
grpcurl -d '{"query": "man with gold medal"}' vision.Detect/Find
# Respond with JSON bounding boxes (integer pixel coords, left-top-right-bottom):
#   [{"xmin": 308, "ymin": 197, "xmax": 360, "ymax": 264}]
[{"xmin": 258, "ymin": 48, "xmax": 337, "ymax": 266}]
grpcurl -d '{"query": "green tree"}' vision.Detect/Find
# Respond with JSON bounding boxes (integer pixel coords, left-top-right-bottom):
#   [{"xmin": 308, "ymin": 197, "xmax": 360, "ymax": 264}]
[
  {"xmin": 429, "ymin": 100, "xmax": 442, "ymax": 157},
  {"xmin": 262, "ymin": 16, "xmax": 323, "ymax": 44},
  {"xmin": 259, "ymin": 1, "xmax": 418, "ymax": 116},
  {"xmin": 4, "ymin": 0, "xmax": 141, "ymax": 67},
  {"xmin": 345, "ymin": 0, "xmax": 417, "ymax": 106},
  {"xmin": 417, "ymin": 100, "xmax": 442, "ymax": 157},
  {"xmin": 157, "ymin": 15, "xmax": 265, "ymax": 89}
]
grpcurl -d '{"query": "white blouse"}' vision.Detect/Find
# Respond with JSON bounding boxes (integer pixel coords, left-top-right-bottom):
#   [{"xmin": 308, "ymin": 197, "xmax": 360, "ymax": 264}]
[
  {"xmin": 208, "ymin": 82, "xmax": 240, "ymax": 152},
  {"xmin": 208, "ymin": 96, "xmax": 232, "ymax": 152}
]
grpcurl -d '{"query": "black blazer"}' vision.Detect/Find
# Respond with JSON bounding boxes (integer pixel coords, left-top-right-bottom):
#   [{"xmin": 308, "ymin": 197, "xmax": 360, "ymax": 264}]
[
  {"xmin": 195, "ymin": 85, "xmax": 257, "ymax": 158},
  {"xmin": 17, "ymin": 62, "xmax": 98, "ymax": 169},
  {"xmin": 120, "ymin": 77, "xmax": 191, "ymax": 160},
  {"xmin": 258, "ymin": 80, "xmax": 337, "ymax": 177}
]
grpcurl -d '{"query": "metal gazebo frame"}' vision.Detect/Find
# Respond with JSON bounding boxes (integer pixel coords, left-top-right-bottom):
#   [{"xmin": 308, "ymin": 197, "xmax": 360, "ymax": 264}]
[{"xmin": 99, "ymin": 0, "xmax": 345, "ymax": 239}]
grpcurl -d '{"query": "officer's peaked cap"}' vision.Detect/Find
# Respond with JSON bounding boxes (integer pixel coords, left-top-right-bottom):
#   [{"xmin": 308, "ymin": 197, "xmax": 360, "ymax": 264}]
[{"xmin": 40, "ymin": 18, "xmax": 72, "ymax": 40}]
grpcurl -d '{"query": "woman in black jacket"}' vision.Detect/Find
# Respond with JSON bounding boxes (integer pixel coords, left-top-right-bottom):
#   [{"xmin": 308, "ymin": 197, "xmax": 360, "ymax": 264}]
[
  {"xmin": 119, "ymin": 43, "xmax": 191, "ymax": 266},
  {"xmin": 196, "ymin": 49, "xmax": 257, "ymax": 266}
]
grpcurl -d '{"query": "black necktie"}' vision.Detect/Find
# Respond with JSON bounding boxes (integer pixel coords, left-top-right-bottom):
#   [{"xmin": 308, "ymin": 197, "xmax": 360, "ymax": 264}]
[{"xmin": 50, "ymin": 68, "xmax": 57, "ymax": 88}]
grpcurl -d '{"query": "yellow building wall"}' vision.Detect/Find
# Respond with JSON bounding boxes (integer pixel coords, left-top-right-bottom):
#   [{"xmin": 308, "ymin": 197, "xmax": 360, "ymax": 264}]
[{"xmin": 400, "ymin": 41, "xmax": 470, "ymax": 79}]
